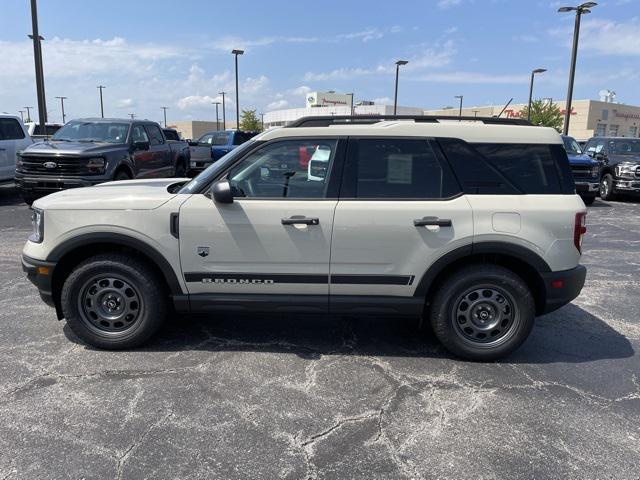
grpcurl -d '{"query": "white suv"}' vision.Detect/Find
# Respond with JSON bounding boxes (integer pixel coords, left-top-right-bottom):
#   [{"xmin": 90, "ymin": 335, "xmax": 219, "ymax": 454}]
[{"xmin": 22, "ymin": 116, "xmax": 587, "ymax": 360}]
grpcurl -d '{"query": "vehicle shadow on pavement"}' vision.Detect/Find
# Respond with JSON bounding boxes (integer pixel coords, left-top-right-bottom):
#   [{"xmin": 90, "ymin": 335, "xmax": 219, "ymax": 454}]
[
  {"xmin": 0, "ymin": 185, "xmax": 24, "ymax": 207},
  {"xmin": 63, "ymin": 303, "xmax": 634, "ymax": 364}
]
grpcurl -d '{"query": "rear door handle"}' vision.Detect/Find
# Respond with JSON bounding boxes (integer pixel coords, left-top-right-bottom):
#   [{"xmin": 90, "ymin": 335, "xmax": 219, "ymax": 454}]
[
  {"xmin": 413, "ymin": 217, "xmax": 452, "ymax": 227},
  {"xmin": 282, "ymin": 216, "xmax": 320, "ymax": 226}
]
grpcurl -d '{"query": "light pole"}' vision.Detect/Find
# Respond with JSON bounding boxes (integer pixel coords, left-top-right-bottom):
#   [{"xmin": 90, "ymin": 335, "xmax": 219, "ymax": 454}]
[
  {"xmin": 393, "ymin": 60, "xmax": 408, "ymax": 116},
  {"xmin": 24, "ymin": 106, "xmax": 33, "ymax": 123},
  {"xmin": 218, "ymin": 91, "xmax": 227, "ymax": 130},
  {"xmin": 128, "ymin": 113, "xmax": 135, "ymax": 119},
  {"xmin": 212, "ymin": 102, "xmax": 221, "ymax": 131},
  {"xmin": 558, "ymin": 2, "xmax": 597, "ymax": 135},
  {"xmin": 346, "ymin": 93, "xmax": 355, "ymax": 116},
  {"xmin": 454, "ymin": 95, "xmax": 464, "ymax": 118},
  {"xmin": 472, "ymin": 110, "xmax": 479, "ymax": 118},
  {"xmin": 28, "ymin": 0, "xmax": 47, "ymax": 133},
  {"xmin": 231, "ymin": 49, "xmax": 244, "ymax": 128},
  {"xmin": 527, "ymin": 69, "xmax": 547, "ymax": 121},
  {"xmin": 161, "ymin": 106, "xmax": 168, "ymax": 127},
  {"xmin": 260, "ymin": 113, "xmax": 264, "ymax": 131},
  {"xmin": 97, "ymin": 85, "xmax": 106, "ymax": 118},
  {"xmin": 55, "ymin": 96, "xmax": 67, "ymax": 123}
]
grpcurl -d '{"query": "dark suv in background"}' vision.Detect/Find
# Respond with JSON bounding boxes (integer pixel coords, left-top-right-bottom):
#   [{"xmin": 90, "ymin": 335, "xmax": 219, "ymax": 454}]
[
  {"xmin": 15, "ymin": 118, "xmax": 189, "ymax": 205},
  {"xmin": 584, "ymin": 137, "xmax": 640, "ymax": 200},
  {"xmin": 561, "ymin": 135, "xmax": 599, "ymax": 205}
]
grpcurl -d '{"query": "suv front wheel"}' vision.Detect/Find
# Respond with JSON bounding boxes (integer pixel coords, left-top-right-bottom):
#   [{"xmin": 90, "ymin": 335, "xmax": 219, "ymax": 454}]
[
  {"xmin": 600, "ymin": 173, "xmax": 615, "ymax": 201},
  {"xmin": 429, "ymin": 264, "xmax": 535, "ymax": 361},
  {"xmin": 61, "ymin": 253, "xmax": 167, "ymax": 349}
]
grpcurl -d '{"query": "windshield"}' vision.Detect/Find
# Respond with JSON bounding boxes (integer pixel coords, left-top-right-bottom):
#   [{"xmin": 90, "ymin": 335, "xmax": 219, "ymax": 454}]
[
  {"xmin": 179, "ymin": 140, "xmax": 260, "ymax": 193},
  {"xmin": 562, "ymin": 136, "xmax": 582, "ymax": 155},
  {"xmin": 51, "ymin": 121, "xmax": 129, "ymax": 143},
  {"xmin": 609, "ymin": 139, "xmax": 640, "ymax": 155}
]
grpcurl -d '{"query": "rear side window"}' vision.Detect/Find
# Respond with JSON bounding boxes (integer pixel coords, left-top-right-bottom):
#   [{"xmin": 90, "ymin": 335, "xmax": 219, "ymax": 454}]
[
  {"xmin": 0, "ymin": 118, "xmax": 25, "ymax": 140},
  {"xmin": 145, "ymin": 125, "xmax": 165, "ymax": 146},
  {"xmin": 472, "ymin": 143, "xmax": 569, "ymax": 194},
  {"xmin": 163, "ymin": 129, "xmax": 180, "ymax": 141},
  {"xmin": 342, "ymin": 138, "xmax": 461, "ymax": 199}
]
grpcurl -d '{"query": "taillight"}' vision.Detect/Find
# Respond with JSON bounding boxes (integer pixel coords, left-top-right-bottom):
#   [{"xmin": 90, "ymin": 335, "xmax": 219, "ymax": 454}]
[{"xmin": 574, "ymin": 212, "xmax": 587, "ymax": 253}]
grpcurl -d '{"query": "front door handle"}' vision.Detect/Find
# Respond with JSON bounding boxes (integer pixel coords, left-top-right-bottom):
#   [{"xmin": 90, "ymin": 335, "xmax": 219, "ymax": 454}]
[
  {"xmin": 282, "ymin": 216, "xmax": 320, "ymax": 226},
  {"xmin": 413, "ymin": 217, "xmax": 452, "ymax": 227}
]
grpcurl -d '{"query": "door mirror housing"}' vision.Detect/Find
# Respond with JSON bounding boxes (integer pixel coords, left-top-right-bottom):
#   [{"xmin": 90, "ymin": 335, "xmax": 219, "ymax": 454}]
[
  {"xmin": 133, "ymin": 140, "xmax": 150, "ymax": 151},
  {"xmin": 211, "ymin": 180, "xmax": 233, "ymax": 204}
]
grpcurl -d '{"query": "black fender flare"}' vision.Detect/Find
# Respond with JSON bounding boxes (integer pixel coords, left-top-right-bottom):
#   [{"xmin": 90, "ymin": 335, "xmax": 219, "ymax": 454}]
[{"xmin": 47, "ymin": 232, "xmax": 183, "ymax": 295}]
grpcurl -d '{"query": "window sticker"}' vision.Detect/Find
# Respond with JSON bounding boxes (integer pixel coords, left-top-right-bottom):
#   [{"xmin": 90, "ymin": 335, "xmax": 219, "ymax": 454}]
[{"xmin": 387, "ymin": 154, "xmax": 413, "ymax": 184}]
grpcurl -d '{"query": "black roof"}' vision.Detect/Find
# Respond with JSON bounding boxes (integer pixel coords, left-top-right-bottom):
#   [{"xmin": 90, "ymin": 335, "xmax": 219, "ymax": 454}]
[{"xmin": 286, "ymin": 115, "xmax": 533, "ymax": 128}]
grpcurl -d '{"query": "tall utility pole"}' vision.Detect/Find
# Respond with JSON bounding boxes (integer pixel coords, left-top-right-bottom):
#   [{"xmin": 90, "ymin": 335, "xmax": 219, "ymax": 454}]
[
  {"xmin": 128, "ymin": 113, "xmax": 135, "ymax": 119},
  {"xmin": 527, "ymin": 68, "xmax": 547, "ymax": 121},
  {"xmin": 260, "ymin": 113, "xmax": 264, "ymax": 131},
  {"xmin": 218, "ymin": 92, "xmax": 227, "ymax": 130},
  {"xmin": 558, "ymin": 2, "xmax": 597, "ymax": 135},
  {"xmin": 212, "ymin": 102, "xmax": 220, "ymax": 131},
  {"xmin": 161, "ymin": 106, "xmax": 168, "ymax": 127},
  {"xmin": 454, "ymin": 95, "xmax": 464, "ymax": 118},
  {"xmin": 19, "ymin": 110, "xmax": 25, "ymax": 122},
  {"xmin": 24, "ymin": 106, "xmax": 33, "ymax": 123},
  {"xmin": 55, "ymin": 96, "xmax": 67, "ymax": 123},
  {"xmin": 231, "ymin": 49, "xmax": 244, "ymax": 129},
  {"xmin": 29, "ymin": 0, "xmax": 47, "ymax": 133},
  {"xmin": 97, "ymin": 85, "xmax": 106, "ymax": 118},
  {"xmin": 393, "ymin": 60, "xmax": 408, "ymax": 116},
  {"xmin": 347, "ymin": 93, "xmax": 355, "ymax": 116}
]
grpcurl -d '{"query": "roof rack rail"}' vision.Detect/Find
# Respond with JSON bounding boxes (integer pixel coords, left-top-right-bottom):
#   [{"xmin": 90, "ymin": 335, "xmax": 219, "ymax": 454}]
[{"xmin": 286, "ymin": 115, "xmax": 532, "ymax": 128}]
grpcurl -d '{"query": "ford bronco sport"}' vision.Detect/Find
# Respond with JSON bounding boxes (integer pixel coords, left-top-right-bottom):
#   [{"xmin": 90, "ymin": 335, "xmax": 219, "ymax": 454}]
[{"xmin": 22, "ymin": 115, "xmax": 587, "ymax": 361}]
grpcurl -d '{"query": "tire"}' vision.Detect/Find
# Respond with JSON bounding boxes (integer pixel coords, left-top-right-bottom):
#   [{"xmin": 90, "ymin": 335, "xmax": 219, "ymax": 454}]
[
  {"xmin": 582, "ymin": 195, "xmax": 596, "ymax": 206},
  {"xmin": 599, "ymin": 173, "xmax": 615, "ymax": 201},
  {"xmin": 174, "ymin": 159, "xmax": 186, "ymax": 177},
  {"xmin": 429, "ymin": 264, "xmax": 535, "ymax": 361},
  {"xmin": 114, "ymin": 170, "xmax": 131, "ymax": 181},
  {"xmin": 60, "ymin": 253, "xmax": 167, "ymax": 349}
]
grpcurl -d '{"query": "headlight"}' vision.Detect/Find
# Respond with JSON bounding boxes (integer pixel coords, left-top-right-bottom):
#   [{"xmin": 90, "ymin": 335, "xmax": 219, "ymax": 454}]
[
  {"xmin": 29, "ymin": 208, "xmax": 44, "ymax": 243},
  {"xmin": 615, "ymin": 162, "xmax": 638, "ymax": 178},
  {"xmin": 86, "ymin": 157, "xmax": 105, "ymax": 173}
]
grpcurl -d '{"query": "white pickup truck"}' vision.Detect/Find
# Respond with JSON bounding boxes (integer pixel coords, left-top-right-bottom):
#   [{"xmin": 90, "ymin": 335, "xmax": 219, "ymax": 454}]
[{"xmin": 0, "ymin": 115, "xmax": 32, "ymax": 183}]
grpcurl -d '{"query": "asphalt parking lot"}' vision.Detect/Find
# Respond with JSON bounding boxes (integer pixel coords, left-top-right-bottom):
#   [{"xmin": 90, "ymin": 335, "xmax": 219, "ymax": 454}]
[{"xmin": 0, "ymin": 184, "xmax": 639, "ymax": 480}]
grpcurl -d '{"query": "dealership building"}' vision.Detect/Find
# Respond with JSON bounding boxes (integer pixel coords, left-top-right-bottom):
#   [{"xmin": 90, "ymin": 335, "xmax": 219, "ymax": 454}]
[
  {"xmin": 424, "ymin": 99, "xmax": 640, "ymax": 141},
  {"xmin": 263, "ymin": 91, "xmax": 425, "ymax": 129}
]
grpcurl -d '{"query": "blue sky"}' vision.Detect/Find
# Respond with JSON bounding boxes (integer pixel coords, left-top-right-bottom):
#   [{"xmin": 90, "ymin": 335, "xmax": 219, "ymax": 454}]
[{"xmin": 1, "ymin": 0, "xmax": 639, "ymax": 124}]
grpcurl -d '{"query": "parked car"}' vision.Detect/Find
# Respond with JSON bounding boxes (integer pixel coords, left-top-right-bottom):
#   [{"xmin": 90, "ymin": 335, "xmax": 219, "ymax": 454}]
[
  {"xmin": 561, "ymin": 135, "xmax": 599, "ymax": 205},
  {"xmin": 197, "ymin": 130, "xmax": 258, "ymax": 162},
  {"xmin": 16, "ymin": 118, "xmax": 187, "ymax": 205},
  {"xmin": 0, "ymin": 115, "xmax": 32, "ymax": 184},
  {"xmin": 584, "ymin": 137, "xmax": 640, "ymax": 200},
  {"xmin": 22, "ymin": 115, "xmax": 587, "ymax": 361},
  {"xmin": 25, "ymin": 122, "xmax": 63, "ymax": 140},
  {"xmin": 162, "ymin": 128, "xmax": 191, "ymax": 177}
]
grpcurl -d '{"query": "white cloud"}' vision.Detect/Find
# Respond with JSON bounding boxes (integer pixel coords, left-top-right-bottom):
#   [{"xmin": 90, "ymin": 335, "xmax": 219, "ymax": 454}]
[
  {"xmin": 117, "ymin": 98, "xmax": 135, "ymax": 108},
  {"xmin": 437, "ymin": 0, "xmax": 462, "ymax": 9},
  {"xmin": 513, "ymin": 34, "xmax": 539, "ymax": 43},
  {"xmin": 412, "ymin": 71, "xmax": 529, "ymax": 84},
  {"xmin": 373, "ymin": 97, "xmax": 392, "ymax": 104},
  {"xmin": 212, "ymin": 35, "xmax": 319, "ymax": 51},
  {"xmin": 266, "ymin": 99, "xmax": 289, "ymax": 110},
  {"xmin": 177, "ymin": 95, "xmax": 219, "ymax": 110},
  {"xmin": 579, "ymin": 18, "xmax": 640, "ymax": 56}
]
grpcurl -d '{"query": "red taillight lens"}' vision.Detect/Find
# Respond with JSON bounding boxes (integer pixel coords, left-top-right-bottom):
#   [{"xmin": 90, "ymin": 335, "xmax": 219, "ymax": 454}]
[{"xmin": 574, "ymin": 212, "xmax": 587, "ymax": 253}]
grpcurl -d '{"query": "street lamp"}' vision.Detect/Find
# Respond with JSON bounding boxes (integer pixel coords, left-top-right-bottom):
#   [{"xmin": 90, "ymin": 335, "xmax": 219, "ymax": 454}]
[
  {"xmin": 161, "ymin": 106, "xmax": 168, "ymax": 127},
  {"xmin": 212, "ymin": 102, "xmax": 221, "ymax": 131},
  {"xmin": 28, "ymin": 0, "xmax": 47, "ymax": 133},
  {"xmin": 231, "ymin": 49, "xmax": 244, "ymax": 128},
  {"xmin": 24, "ymin": 106, "xmax": 33, "ymax": 123},
  {"xmin": 393, "ymin": 60, "xmax": 408, "ymax": 116},
  {"xmin": 218, "ymin": 91, "xmax": 227, "ymax": 130},
  {"xmin": 527, "ymin": 69, "xmax": 547, "ymax": 121},
  {"xmin": 260, "ymin": 113, "xmax": 264, "ymax": 131},
  {"xmin": 55, "ymin": 96, "xmax": 67, "ymax": 123},
  {"xmin": 558, "ymin": 2, "xmax": 597, "ymax": 134},
  {"xmin": 454, "ymin": 95, "xmax": 464, "ymax": 118},
  {"xmin": 346, "ymin": 93, "xmax": 355, "ymax": 116},
  {"xmin": 97, "ymin": 85, "xmax": 106, "ymax": 118}
]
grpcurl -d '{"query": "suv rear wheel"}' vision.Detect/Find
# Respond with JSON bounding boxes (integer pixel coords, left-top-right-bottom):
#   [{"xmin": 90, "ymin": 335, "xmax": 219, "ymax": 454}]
[
  {"xmin": 429, "ymin": 264, "xmax": 535, "ymax": 361},
  {"xmin": 60, "ymin": 253, "xmax": 167, "ymax": 349}
]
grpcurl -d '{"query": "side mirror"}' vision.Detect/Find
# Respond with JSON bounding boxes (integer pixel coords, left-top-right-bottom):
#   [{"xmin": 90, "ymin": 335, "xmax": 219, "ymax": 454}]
[
  {"xmin": 133, "ymin": 140, "xmax": 150, "ymax": 151},
  {"xmin": 211, "ymin": 180, "xmax": 233, "ymax": 204}
]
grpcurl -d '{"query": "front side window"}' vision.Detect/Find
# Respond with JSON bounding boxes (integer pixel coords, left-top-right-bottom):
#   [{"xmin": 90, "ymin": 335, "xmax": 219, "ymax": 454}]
[
  {"xmin": 0, "ymin": 118, "xmax": 25, "ymax": 140},
  {"xmin": 344, "ymin": 139, "xmax": 460, "ymax": 199},
  {"xmin": 198, "ymin": 133, "xmax": 214, "ymax": 144},
  {"xmin": 562, "ymin": 136, "xmax": 582, "ymax": 154},
  {"xmin": 145, "ymin": 125, "xmax": 164, "ymax": 146},
  {"xmin": 227, "ymin": 139, "xmax": 337, "ymax": 199}
]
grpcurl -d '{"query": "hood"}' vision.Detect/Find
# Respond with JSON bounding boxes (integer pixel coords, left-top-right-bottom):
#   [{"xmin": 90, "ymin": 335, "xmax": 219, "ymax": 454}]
[
  {"xmin": 33, "ymin": 178, "xmax": 189, "ymax": 210},
  {"xmin": 609, "ymin": 153, "xmax": 640, "ymax": 165},
  {"xmin": 567, "ymin": 153, "xmax": 598, "ymax": 166},
  {"xmin": 22, "ymin": 140, "xmax": 125, "ymax": 156}
]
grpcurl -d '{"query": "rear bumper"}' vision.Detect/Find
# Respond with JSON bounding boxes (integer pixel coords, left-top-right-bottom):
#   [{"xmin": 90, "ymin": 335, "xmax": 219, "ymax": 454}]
[
  {"xmin": 22, "ymin": 254, "xmax": 57, "ymax": 308},
  {"xmin": 540, "ymin": 265, "xmax": 586, "ymax": 314}
]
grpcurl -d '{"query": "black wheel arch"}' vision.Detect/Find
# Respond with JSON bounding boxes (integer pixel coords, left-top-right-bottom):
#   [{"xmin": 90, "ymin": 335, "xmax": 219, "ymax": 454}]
[
  {"xmin": 414, "ymin": 242, "xmax": 550, "ymax": 315},
  {"xmin": 47, "ymin": 232, "xmax": 183, "ymax": 319}
]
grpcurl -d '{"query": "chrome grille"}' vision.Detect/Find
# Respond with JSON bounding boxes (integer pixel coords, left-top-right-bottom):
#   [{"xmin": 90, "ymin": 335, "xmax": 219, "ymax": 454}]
[
  {"xmin": 18, "ymin": 156, "xmax": 86, "ymax": 175},
  {"xmin": 571, "ymin": 165, "xmax": 595, "ymax": 180}
]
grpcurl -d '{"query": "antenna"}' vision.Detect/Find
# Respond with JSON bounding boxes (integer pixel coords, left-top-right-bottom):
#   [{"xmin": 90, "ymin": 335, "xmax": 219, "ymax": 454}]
[{"xmin": 496, "ymin": 98, "xmax": 514, "ymax": 118}]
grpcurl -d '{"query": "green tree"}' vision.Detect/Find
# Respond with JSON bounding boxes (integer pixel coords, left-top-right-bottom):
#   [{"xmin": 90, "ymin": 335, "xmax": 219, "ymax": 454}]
[
  {"xmin": 239, "ymin": 109, "xmax": 261, "ymax": 131},
  {"xmin": 519, "ymin": 100, "xmax": 564, "ymax": 132}
]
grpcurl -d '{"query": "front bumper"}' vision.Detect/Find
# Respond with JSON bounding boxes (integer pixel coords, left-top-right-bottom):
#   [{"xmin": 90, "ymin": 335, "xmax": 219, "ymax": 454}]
[
  {"xmin": 574, "ymin": 181, "xmax": 599, "ymax": 194},
  {"xmin": 15, "ymin": 172, "xmax": 108, "ymax": 195},
  {"xmin": 540, "ymin": 265, "xmax": 586, "ymax": 314},
  {"xmin": 22, "ymin": 254, "xmax": 57, "ymax": 308},
  {"xmin": 613, "ymin": 178, "xmax": 640, "ymax": 193}
]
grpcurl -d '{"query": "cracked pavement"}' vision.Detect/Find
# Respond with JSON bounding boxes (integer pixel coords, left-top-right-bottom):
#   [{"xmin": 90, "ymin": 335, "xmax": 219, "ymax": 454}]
[{"xmin": 0, "ymin": 184, "xmax": 639, "ymax": 479}]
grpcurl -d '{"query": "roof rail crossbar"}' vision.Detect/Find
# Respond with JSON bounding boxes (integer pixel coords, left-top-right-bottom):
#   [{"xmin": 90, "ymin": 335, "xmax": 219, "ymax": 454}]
[{"xmin": 286, "ymin": 115, "xmax": 532, "ymax": 128}]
